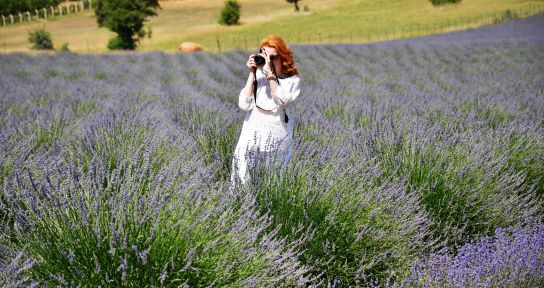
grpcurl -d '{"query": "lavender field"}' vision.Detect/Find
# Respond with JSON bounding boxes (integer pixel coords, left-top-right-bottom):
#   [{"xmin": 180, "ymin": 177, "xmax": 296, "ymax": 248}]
[{"xmin": 1, "ymin": 14, "xmax": 544, "ymax": 287}]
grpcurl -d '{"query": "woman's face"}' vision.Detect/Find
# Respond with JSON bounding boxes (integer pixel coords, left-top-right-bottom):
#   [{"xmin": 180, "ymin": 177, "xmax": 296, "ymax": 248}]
[
  {"xmin": 261, "ymin": 45, "xmax": 277, "ymax": 57},
  {"xmin": 261, "ymin": 45, "xmax": 281, "ymax": 69}
]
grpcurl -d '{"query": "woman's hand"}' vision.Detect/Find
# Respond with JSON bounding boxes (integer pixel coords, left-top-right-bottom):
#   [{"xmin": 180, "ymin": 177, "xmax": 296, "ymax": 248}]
[
  {"xmin": 260, "ymin": 51, "xmax": 274, "ymax": 76},
  {"xmin": 246, "ymin": 54, "xmax": 257, "ymax": 73}
]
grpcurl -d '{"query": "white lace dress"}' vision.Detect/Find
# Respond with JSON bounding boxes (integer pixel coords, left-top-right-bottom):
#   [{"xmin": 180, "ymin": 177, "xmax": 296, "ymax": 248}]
[{"xmin": 230, "ymin": 68, "xmax": 302, "ymax": 185}]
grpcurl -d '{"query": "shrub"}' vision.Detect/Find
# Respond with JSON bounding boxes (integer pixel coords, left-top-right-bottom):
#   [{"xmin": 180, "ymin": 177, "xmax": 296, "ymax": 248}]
[
  {"xmin": 107, "ymin": 35, "xmax": 125, "ymax": 50},
  {"xmin": 218, "ymin": 0, "xmax": 241, "ymax": 26},
  {"xmin": 502, "ymin": 9, "xmax": 520, "ymax": 21},
  {"xmin": 145, "ymin": 25, "xmax": 152, "ymax": 39},
  {"xmin": 429, "ymin": 0, "xmax": 462, "ymax": 6},
  {"xmin": 27, "ymin": 26, "xmax": 54, "ymax": 50},
  {"xmin": 58, "ymin": 43, "xmax": 70, "ymax": 53}
]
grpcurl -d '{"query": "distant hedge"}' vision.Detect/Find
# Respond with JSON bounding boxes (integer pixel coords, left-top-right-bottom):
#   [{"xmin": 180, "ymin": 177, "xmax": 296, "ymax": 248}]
[
  {"xmin": 429, "ymin": 0, "xmax": 462, "ymax": 6},
  {"xmin": 0, "ymin": 0, "xmax": 63, "ymax": 16}
]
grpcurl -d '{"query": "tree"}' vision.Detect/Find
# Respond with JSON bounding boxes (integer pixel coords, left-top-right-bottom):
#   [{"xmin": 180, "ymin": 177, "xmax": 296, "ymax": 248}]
[
  {"xmin": 218, "ymin": 0, "xmax": 241, "ymax": 26},
  {"xmin": 93, "ymin": 0, "xmax": 160, "ymax": 50},
  {"xmin": 0, "ymin": 0, "xmax": 62, "ymax": 16},
  {"xmin": 286, "ymin": 0, "xmax": 301, "ymax": 12}
]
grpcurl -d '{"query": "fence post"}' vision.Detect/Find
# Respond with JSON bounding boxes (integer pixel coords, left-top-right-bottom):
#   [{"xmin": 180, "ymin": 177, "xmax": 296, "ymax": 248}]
[
  {"xmin": 18, "ymin": 13, "xmax": 22, "ymax": 23},
  {"xmin": 27, "ymin": 11, "xmax": 31, "ymax": 21},
  {"xmin": 35, "ymin": 9, "xmax": 39, "ymax": 18},
  {"xmin": 60, "ymin": 5, "xmax": 63, "ymax": 16},
  {"xmin": 43, "ymin": 8, "xmax": 47, "ymax": 19},
  {"xmin": 51, "ymin": 6, "xmax": 54, "ymax": 17},
  {"xmin": 2, "ymin": 15, "xmax": 5, "ymax": 26},
  {"xmin": 67, "ymin": 4, "xmax": 70, "ymax": 15},
  {"xmin": 81, "ymin": 1, "xmax": 84, "ymax": 11},
  {"xmin": 9, "ymin": 14, "xmax": 13, "ymax": 24}
]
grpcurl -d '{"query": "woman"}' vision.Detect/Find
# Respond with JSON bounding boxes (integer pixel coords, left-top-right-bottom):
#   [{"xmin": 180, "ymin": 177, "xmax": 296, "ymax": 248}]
[{"xmin": 230, "ymin": 35, "xmax": 302, "ymax": 185}]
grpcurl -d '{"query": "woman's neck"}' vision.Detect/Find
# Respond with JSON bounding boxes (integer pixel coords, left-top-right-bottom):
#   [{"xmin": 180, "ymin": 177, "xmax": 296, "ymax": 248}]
[{"xmin": 273, "ymin": 61, "xmax": 288, "ymax": 78}]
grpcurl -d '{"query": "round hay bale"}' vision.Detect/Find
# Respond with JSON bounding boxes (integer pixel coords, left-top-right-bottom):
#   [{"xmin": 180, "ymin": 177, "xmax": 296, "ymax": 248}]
[{"xmin": 178, "ymin": 42, "xmax": 204, "ymax": 52}]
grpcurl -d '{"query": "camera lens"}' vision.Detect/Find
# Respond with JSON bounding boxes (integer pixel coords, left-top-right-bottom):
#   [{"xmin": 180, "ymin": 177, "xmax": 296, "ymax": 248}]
[{"xmin": 254, "ymin": 54, "xmax": 265, "ymax": 66}]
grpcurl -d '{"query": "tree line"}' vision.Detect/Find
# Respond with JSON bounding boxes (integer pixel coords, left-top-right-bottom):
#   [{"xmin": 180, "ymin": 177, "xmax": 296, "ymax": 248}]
[{"xmin": 0, "ymin": 0, "xmax": 63, "ymax": 15}]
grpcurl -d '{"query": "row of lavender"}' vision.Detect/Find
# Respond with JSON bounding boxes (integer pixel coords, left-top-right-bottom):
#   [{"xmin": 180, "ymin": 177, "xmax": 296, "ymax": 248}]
[{"xmin": 1, "ymin": 20, "xmax": 543, "ymax": 287}]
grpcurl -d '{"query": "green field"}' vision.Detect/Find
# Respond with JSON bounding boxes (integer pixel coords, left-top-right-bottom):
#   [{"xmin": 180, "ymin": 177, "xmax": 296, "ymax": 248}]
[{"xmin": 0, "ymin": 0, "xmax": 543, "ymax": 53}]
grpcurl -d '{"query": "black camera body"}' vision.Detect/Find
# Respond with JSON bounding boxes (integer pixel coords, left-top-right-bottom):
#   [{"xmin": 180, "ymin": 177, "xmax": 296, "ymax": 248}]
[
  {"xmin": 252, "ymin": 48, "xmax": 277, "ymax": 70},
  {"xmin": 254, "ymin": 52, "xmax": 266, "ymax": 66}
]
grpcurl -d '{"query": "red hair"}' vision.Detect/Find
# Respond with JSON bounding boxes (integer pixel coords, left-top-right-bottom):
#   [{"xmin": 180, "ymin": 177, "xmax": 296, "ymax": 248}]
[{"xmin": 260, "ymin": 35, "xmax": 300, "ymax": 77}]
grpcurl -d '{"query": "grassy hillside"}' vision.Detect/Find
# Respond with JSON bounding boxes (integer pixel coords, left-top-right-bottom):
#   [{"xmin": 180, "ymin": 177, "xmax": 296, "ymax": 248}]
[
  {"xmin": 186, "ymin": 0, "xmax": 544, "ymax": 51},
  {"xmin": 0, "ymin": 0, "xmax": 542, "ymax": 53}
]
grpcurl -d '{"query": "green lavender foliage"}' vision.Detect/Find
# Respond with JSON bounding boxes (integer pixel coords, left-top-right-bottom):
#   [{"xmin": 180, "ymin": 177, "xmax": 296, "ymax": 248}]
[{"xmin": 1, "ymin": 16, "xmax": 543, "ymax": 286}]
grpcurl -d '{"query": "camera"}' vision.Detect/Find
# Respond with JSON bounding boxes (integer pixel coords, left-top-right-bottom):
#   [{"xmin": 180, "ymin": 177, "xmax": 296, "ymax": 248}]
[{"xmin": 253, "ymin": 49, "xmax": 266, "ymax": 66}]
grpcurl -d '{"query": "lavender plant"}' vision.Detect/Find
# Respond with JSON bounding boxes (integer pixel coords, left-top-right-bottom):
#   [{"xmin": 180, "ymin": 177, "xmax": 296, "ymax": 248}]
[
  {"xmin": 1, "ymin": 113, "xmax": 315, "ymax": 286},
  {"xmin": 239, "ymin": 142, "xmax": 436, "ymax": 286},
  {"xmin": 1, "ymin": 14, "xmax": 543, "ymax": 286},
  {"xmin": 0, "ymin": 249, "xmax": 37, "ymax": 288},
  {"xmin": 396, "ymin": 221, "xmax": 544, "ymax": 287}
]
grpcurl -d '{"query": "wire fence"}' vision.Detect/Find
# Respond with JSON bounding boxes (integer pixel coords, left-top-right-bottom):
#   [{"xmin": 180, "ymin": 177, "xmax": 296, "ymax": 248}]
[
  {"xmin": 1, "ymin": 1, "xmax": 92, "ymax": 27},
  {"xmin": 214, "ymin": 2, "xmax": 544, "ymax": 52}
]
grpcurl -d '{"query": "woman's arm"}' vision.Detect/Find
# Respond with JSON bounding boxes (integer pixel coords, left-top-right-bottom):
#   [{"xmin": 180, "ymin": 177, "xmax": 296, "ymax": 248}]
[
  {"xmin": 267, "ymin": 76, "xmax": 301, "ymax": 109},
  {"xmin": 238, "ymin": 54, "xmax": 259, "ymax": 111},
  {"xmin": 238, "ymin": 71, "xmax": 255, "ymax": 111}
]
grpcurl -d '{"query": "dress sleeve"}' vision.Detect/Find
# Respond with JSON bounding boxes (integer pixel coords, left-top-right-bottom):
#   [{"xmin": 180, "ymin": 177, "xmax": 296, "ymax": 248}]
[
  {"xmin": 238, "ymin": 87, "xmax": 255, "ymax": 111},
  {"xmin": 272, "ymin": 76, "xmax": 301, "ymax": 109}
]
